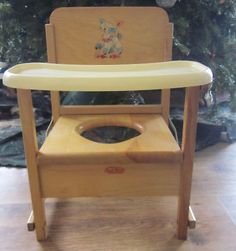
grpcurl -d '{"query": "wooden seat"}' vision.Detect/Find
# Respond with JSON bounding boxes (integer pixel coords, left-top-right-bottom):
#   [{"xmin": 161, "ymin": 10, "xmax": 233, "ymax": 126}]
[
  {"xmin": 38, "ymin": 114, "xmax": 182, "ymax": 165},
  {"xmin": 3, "ymin": 6, "xmax": 212, "ymax": 241}
]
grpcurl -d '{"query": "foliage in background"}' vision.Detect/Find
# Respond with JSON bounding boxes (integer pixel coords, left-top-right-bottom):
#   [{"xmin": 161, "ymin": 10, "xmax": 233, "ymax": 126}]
[
  {"xmin": 0, "ymin": 0, "xmax": 236, "ymax": 109},
  {"xmin": 167, "ymin": 0, "xmax": 236, "ymax": 110},
  {"xmin": 0, "ymin": 0, "xmax": 155, "ymax": 63},
  {"xmin": 0, "ymin": 1, "xmax": 50, "ymax": 63}
]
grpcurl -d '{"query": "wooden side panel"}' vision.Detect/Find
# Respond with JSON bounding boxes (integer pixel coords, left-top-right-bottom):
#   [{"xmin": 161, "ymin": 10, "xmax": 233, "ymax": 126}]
[
  {"xmin": 39, "ymin": 163, "xmax": 180, "ymax": 197},
  {"xmin": 45, "ymin": 24, "xmax": 60, "ymax": 122}
]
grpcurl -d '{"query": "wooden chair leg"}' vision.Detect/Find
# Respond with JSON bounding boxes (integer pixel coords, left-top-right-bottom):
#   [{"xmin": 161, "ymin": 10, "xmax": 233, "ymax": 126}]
[
  {"xmin": 27, "ymin": 211, "xmax": 35, "ymax": 231},
  {"xmin": 33, "ymin": 201, "xmax": 47, "ymax": 241},
  {"xmin": 27, "ymin": 207, "xmax": 46, "ymax": 241},
  {"xmin": 188, "ymin": 206, "xmax": 196, "ymax": 229},
  {"xmin": 177, "ymin": 87, "xmax": 200, "ymax": 240},
  {"xmin": 17, "ymin": 89, "xmax": 47, "ymax": 241},
  {"xmin": 177, "ymin": 174, "xmax": 190, "ymax": 240}
]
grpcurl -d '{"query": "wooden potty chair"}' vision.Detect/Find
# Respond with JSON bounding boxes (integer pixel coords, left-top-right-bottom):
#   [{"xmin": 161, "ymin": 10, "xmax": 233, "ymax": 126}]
[{"xmin": 3, "ymin": 7, "xmax": 212, "ymax": 241}]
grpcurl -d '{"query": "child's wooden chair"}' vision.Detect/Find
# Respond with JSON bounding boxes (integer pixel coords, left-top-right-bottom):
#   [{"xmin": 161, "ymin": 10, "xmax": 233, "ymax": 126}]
[{"xmin": 3, "ymin": 7, "xmax": 212, "ymax": 241}]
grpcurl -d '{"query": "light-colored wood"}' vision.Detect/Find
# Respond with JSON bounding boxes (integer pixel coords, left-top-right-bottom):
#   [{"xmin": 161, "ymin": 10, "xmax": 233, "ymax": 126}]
[
  {"xmin": 177, "ymin": 86, "xmax": 200, "ymax": 240},
  {"xmin": 14, "ymin": 7, "xmax": 203, "ymax": 241},
  {"xmin": 50, "ymin": 7, "xmax": 169, "ymax": 64},
  {"xmin": 188, "ymin": 206, "xmax": 196, "ymax": 229},
  {"xmin": 50, "ymin": 91, "xmax": 60, "ymax": 122},
  {"xmin": 161, "ymin": 23, "xmax": 173, "ymax": 123},
  {"xmin": 38, "ymin": 114, "xmax": 182, "ymax": 165},
  {"xmin": 17, "ymin": 89, "xmax": 46, "ymax": 241},
  {"xmin": 46, "ymin": 7, "xmax": 173, "ymax": 117},
  {"xmin": 164, "ymin": 23, "xmax": 174, "ymax": 62},
  {"xmin": 27, "ymin": 211, "xmax": 35, "ymax": 231},
  {"xmin": 45, "ymin": 119, "xmax": 53, "ymax": 137},
  {"xmin": 161, "ymin": 89, "xmax": 170, "ymax": 123},
  {"xmin": 1, "ymin": 143, "xmax": 236, "ymax": 250},
  {"xmin": 45, "ymin": 24, "xmax": 60, "ymax": 122},
  {"xmin": 39, "ymin": 163, "xmax": 180, "ymax": 198},
  {"xmin": 60, "ymin": 104, "xmax": 162, "ymax": 115},
  {"xmin": 45, "ymin": 24, "xmax": 57, "ymax": 63}
]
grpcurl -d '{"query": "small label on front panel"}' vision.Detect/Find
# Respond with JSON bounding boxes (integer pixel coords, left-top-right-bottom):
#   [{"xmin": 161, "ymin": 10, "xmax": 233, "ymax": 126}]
[{"xmin": 105, "ymin": 166, "xmax": 125, "ymax": 174}]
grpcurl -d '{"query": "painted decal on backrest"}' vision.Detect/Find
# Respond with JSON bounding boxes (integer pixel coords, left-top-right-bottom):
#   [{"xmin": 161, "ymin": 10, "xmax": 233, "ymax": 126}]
[{"xmin": 95, "ymin": 18, "xmax": 123, "ymax": 59}]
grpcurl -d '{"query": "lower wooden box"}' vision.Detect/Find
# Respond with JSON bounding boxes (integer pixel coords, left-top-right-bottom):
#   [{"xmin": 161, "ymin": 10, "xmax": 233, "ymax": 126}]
[{"xmin": 39, "ymin": 163, "xmax": 180, "ymax": 198}]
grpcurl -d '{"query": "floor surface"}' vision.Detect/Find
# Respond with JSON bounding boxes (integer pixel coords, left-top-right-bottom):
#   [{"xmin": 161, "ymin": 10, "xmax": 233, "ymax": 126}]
[{"xmin": 1, "ymin": 143, "xmax": 236, "ymax": 251}]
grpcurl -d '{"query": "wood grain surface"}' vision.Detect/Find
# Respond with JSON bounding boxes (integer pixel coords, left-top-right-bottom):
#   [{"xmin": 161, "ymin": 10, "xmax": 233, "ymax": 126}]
[
  {"xmin": 46, "ymin": 7, "xmax": 173, "ymax": 122},
  {"xmin": 1, "ymin": 143, "xmax": 236, "ymax": 250},
  {"xmin": 38, "ymin": 114, "xmax": 181, "ymax": 165}
]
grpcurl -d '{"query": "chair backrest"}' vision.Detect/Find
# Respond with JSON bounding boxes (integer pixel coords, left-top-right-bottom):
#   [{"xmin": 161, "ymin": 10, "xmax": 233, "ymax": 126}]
[{"xmin": 45, "ymin": 7, "xmax": 173, "ymax": 122}]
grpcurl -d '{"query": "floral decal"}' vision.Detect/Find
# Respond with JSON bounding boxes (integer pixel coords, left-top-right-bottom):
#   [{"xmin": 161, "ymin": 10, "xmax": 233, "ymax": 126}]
[{"xmin": 95, "ymin": 18, "xmax": 123, "ymax": 59}]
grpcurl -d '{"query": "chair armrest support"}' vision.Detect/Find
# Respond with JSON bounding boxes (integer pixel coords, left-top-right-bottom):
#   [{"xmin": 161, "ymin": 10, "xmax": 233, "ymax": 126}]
[{"xmin": 17, "ymin": 89, "xmax": 38, "ymax": 154}]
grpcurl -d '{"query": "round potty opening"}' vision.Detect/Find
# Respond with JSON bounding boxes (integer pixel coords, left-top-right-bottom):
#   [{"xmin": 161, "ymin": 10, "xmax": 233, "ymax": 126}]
[{"xmin": 80, "ymin": 125, "xmax": 141, "ymax": 144}]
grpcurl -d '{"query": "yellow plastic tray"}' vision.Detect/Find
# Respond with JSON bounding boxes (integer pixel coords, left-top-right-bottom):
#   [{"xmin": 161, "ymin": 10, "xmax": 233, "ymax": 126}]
[{"xmin": 3, "ymin": 60, "xmax": 212, "ymax": 91}]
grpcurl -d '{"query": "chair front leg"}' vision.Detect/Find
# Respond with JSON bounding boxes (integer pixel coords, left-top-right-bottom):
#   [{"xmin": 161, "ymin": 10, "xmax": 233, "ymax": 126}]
[
  {"xmin": 17, "ymin": 89, "xmax": 47, "ymax": 241},
  {"xmin": 177, "ymin": 86, "xmax": 200, "ymax": 240}
]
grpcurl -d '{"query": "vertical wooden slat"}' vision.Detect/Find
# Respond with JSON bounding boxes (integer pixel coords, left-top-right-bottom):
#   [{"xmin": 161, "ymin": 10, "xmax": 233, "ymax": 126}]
[
  {"xmin": 50, "ymin": 91, "xmax": 60, "ymax": 122},
  {"xmin": 177, "ymin": 86, "xmax": 200, "ymax": 240},
  {"xmin": 17, "ymin": 89, "xmax": 46, "ymax": 241},
  {"xmin": 165, "ymin": 23, "xmax": 174, "ymax": 61},
  {"xmin": 161, "ymin": 89, "xmax": 170, "ymax": 123},
  {"xmin": 45, "ymin": 24, "xmax": 60, "ymax": 122},
  {"xmin": 161, "ymin": 23, "xmax": 173, "ymax": 123}
]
